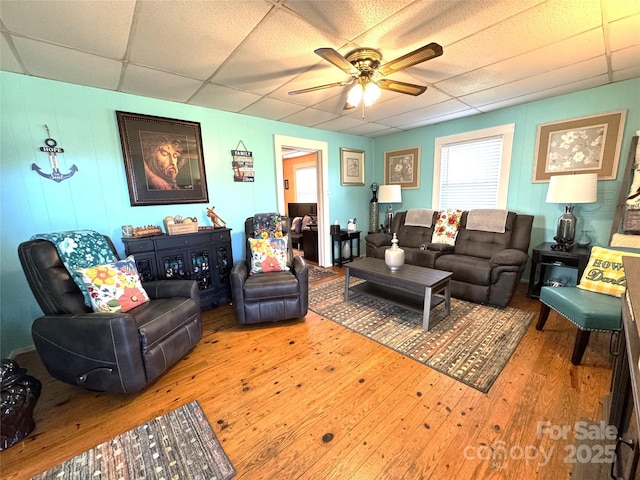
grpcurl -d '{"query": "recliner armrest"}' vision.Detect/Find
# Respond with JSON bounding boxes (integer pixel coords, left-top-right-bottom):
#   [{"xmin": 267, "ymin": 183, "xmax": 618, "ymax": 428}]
[
  {"xmin": 489, "ymin": 248, "xmax": 528, "ymax": 268},
  {"xmin": 143, "ymin": 279, "xmax": 199, "ymax": 302},
  {"xmin": 365, "ymin": 232, "xmax": 392, "ymax": 248}
]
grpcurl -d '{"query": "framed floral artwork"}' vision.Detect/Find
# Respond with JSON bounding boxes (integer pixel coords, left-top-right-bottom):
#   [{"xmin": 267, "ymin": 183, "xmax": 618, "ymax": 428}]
[
  {"xmin": 532, "ymin": 110, "xmax": 626, "ymax": 182},
  {"xmin": 384, "ymin": 146, "xmax": 420, "ymax": 189},
  {"xmin": 340, "ymin": 148, "xmax": 365, "ymax": 185},
  {"xmin": 116, "ymin": 111, "xmax": 209, "ymax": 205}
]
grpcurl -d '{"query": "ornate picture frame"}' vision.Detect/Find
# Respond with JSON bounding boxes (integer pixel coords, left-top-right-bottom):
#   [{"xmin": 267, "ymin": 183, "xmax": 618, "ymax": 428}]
[
  {"xmin": 116, "ymin": 111, "xmax": 209, "ymax": 206},
  {"xmin": 533, "ymin": 110, "xmax": 626, "ymax": 183},
  {"xmin": 340, "ymin": 148, "xmax": 365, "ymax": 185},
  {"xmin": 384, "ymin": 146, "xmax": 421, "ymax": 189}
]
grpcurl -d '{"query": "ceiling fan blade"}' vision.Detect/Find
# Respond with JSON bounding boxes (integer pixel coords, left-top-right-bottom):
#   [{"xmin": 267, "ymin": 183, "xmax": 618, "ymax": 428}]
[
  {"xmin": 343, "ymin": 102, "xmax": 356, "ymax": 110},
  {"xmin": 377, "ymin": 79, "xmax": 428, "ymax": 96},
  {"xmin": 288, "ymin": 80, "xmax": 352, "ymax": 95},
  {"xmin": 315, "ymin": 48, "xmax": 360, "ymax": 76},
  {"xmin": 378, "ymin": 42, "xmax": 443, "ymax": 76}
]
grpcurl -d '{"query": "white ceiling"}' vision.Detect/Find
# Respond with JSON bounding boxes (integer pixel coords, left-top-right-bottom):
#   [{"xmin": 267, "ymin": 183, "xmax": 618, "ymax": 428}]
[{"xmin": 1, "ymin": 0, "xmax": 639, "ymax": 138}]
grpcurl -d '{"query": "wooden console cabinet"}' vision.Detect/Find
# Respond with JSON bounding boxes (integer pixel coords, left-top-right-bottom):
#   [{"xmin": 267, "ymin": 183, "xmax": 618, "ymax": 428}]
[{"xmin": 122, "ymin": 229, "xmax": 233, "ymax": 308}]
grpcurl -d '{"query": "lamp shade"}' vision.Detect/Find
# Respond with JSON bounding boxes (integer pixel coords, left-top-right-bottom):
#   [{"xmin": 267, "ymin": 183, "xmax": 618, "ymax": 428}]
[
  {"xmin": 378, "ymin": 184, "xmax": 402, "ymax": 203},
  {"xmin": 546, "ymin": 173, "xmax": 598, "ymax": 204}
]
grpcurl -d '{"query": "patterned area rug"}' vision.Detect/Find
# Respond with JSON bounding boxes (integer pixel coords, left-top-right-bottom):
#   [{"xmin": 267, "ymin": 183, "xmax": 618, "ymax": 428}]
[
  {"xmin": 309, "ymin": 278, "xmax": 533, "ymax": 393},
  {"xmin": 308, "ymin": 264, "xmax": 337, "ymax": 283},
  {"xmin": 32, "ymin": 400, "xmax": 235, "ymax": 479}
]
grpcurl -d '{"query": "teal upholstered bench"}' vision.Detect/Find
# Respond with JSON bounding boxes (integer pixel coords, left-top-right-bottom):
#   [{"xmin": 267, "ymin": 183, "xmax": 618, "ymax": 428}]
[{"xmin": 536, "ymin": 286, "xmax": 621, "ymax": 365}]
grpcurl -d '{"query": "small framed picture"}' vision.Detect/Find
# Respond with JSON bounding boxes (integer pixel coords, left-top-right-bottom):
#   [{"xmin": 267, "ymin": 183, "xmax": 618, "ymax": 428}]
[
  {"xmin": 340, "ymin": 148, "xmax": 365, "ymax": 185},
  {"xmin": 533, "ymin": 110, "xmax": 626, "ymax": 182},
  {"xmin": 384, "ymin": 146, "xmax": 420, "ymax": 189}
]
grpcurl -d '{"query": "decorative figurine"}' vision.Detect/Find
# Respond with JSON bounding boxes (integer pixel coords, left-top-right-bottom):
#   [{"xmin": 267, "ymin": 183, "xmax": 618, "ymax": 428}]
[
  {"xmin": 31, "ymin": 125, "xmax": 78, "ymax": 183},
  {"xmin": 206, "ymin": 206, "xmax": 227, "ymax": 228}
]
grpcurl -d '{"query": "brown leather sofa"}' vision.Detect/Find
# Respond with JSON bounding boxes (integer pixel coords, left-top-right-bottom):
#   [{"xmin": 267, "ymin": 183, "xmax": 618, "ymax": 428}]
[
  {"xmin": 18, "ymin": 237, "xmax": 202, "ymax": 393},
  {"xmin": 365, "ymin": 210, "xmax": 534, "ymax": 307}
]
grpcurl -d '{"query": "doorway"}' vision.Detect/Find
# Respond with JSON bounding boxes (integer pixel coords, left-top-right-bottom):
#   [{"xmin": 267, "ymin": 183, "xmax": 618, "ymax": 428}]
[{"xmin": 274, "ymin": 135, "xmax": 329, "ymax": 267}]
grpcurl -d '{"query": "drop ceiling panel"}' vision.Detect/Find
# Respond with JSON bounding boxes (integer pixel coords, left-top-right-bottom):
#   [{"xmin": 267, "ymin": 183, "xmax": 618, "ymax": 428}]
[
  {"xmin": 129, "ymin": 1, "xmax": 271, "ymax": 81},
  {"xmin": 210, "ymin": 8, "xmax": 343, "ymax": 94},
  {"xmin": 609, "ymin": 14, "xmax": 640, "ymax": 51},
  {"xmin": 413, "ymin": 0, "xmax": 603, "ymax": 83},
  {"xmin": 188, "ymin": 84, "xmax": 262, "ymax": 112},
  {"xmin": 460, "ymin": 56, "xmax": 608, "ymax": 108},
  {"xmin": 0, "ymin": 35, "xmax": 22, "ymax": 73},
  {"xmin": 435, "ymin": 29, "xmax": 605, "ymax": 97},
  {"xmin": 120, "ymin": 65, "xmax": 203, "ymax": 103},
  {"xmin": 381, "ymin": 99, "xmax": 474, "ymax": 128},
  {"xmin": 0, "ymin": 0, "xmax": 134, "ymax": 58},
  {"xmin": 280, "ymin": 108, "xmax": 340, "ymax": 127},
  {"xmin": 314, "ymin": 115, "xmax": 369, "ymax": 132},
  {"xmin": 240, "ymin": 97, "xmax": 306, "ymax": 120},
  {"xmin": 12, "ymin": 38, "xmax": 122, "ymax": 90},
  {"xmin": 283, "ymin": 0, "xmax": 413, "ymax": 41}
]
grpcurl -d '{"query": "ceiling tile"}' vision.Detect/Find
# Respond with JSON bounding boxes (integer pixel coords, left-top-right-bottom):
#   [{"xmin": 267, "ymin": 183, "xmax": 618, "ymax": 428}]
[
  {"xmin": 608, "ymin": 13, "xmax": 640, "ymax": 51},
  {"xmin": 120, "ymin": 65, "xmax": 203, "ymax": 103},
  {"xmin": 460, "ymin": 56, "xmax": 608, "ymax": 108},
  {"xmin": 0, "ymin": 35, "xmax": 23, "ymax": 73},
  {"xmin": 210, "ymin": 8, "xmax": 343, "ymax": 94},
  {"xmin": 314, "ymin": 115, "xmax": 369, "ymax": 132},
  {"xmin": 188, "ymin": 84, "xmax": 262, "ymax": 112},
  {"xmin": 280, "ymin": 108, "xmax": 340, "ymax": 127},
  {"xmin": 0, "ymin": 0, "xmax": 134, "ymax": 58},
  {"xmin": 611, "ymin": 44, "xmax": 640, "ymax": 71},
  {"xmin": 12, "ymin": 37, "xmax": 122, "ymax": 90},
  {"xmin": 380, "ymin": 99, "xmax": 473, "ymax": 128},
  {"xmin": 240, "ymin": 97, "xmax": 306, "ymax": 120},
  {"xmin": 435, "ymin": 29, "xmax": 605, "ymax": 97},
  {"xmin": 603, "ymin": 1, "xmax": 640, "ymax": 22},
  {"xmin": 283, "ymin": 0, "xmax": 413, "ymax": 40},
  {"xmin": 340, "ymin": 122, "xmax": 395, "ymax": 136},
  {"xmin": 413, "ymin": 0, "xmax": 603, "ymax": 83},
  {"xmin": 129, "ymin": 1, "xmax": 272, "ymax": 81}
]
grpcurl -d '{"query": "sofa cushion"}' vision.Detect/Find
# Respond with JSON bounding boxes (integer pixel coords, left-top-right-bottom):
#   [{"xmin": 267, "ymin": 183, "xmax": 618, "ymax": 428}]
[
  {"xmin": 435, "ymin": 254, "xmax": 492, "ymax": 285},
  {"xmin": 243, "ymin": 271, "xmax": 301, "ymax": 300},
  {"xmin": 454, "ymin": 211, "xmax": 516, "ymax": 259}
]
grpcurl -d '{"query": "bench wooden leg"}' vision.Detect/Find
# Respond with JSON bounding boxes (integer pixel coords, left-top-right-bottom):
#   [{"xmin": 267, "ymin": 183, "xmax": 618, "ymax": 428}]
[
  {"xmin": 571, "ymin": 330, "xmax": 591, "ymax": 365},
  {"xmin": 536, "ymin": 302, "xmax": 551, "ymax": 330}
]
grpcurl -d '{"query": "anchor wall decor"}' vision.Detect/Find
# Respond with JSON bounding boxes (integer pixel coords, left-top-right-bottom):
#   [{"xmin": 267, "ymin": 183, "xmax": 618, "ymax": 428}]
[{"xmin": 31, "ymin": 125, "xmax": 78, "ymax": 182}]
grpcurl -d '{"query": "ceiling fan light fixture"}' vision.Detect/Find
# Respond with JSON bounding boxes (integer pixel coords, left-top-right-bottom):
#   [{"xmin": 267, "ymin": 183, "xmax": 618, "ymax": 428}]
[{"xmin": 363, "ymin": 81, "xmax": 381, "ymax": 106}]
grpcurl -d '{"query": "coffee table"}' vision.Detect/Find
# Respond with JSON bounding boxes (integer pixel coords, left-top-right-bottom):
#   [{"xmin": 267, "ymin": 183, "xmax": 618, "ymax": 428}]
[{"xmin": 344, "ymin": 257, "xmax": 452, "ymax": 331}]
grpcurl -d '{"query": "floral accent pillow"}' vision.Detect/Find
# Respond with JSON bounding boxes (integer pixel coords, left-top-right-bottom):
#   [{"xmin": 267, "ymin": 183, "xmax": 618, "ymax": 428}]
[
  {"xmin": 253, "ymin": 213, "xmax": 283, "ymax": 239},
  {"xmin": 76, "ymin": 256, "xmax": 150, "ymax": 313},
  {"xmin": 249, "ymin": 236, "xmax": 290, "ymax": 275},
  {"xmin": 431, "ymin": 209, "xmax": 464, "ymax": 245}
]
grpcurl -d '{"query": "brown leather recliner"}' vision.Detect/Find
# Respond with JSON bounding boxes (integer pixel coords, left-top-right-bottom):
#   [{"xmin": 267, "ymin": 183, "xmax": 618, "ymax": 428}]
[
  {"xmin": 18, "ymin": 237, "xmax": 202, "ymax": 393},
  {"xmin": 230, "ymin": 216, "xmax": 309, "ymax": 324}
]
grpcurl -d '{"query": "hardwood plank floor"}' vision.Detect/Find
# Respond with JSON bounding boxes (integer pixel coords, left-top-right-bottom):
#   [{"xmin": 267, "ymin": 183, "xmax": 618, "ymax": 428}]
[{"xmin": 0, "ymin": 266, "xmax": 615, "ymax": 479}]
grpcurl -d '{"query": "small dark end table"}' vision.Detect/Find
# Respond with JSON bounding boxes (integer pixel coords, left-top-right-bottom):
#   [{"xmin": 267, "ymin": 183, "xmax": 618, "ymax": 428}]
[
  {"xmin": 331, "ymin": 230, "xmax": 360, "ymax": 267},
  {"xmin": 527, "ymin": 241, "xmax": 591, "ymax": 298}
]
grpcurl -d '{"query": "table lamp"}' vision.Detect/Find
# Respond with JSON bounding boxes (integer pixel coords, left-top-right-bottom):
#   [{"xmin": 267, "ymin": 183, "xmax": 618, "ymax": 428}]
[
  {"xmin": 378, "ymin": 184, "xmax": 402, "ymax": 234},
  {"xmin": 545, "ymin": 173, "xmax": 597, "ymax": 251}
]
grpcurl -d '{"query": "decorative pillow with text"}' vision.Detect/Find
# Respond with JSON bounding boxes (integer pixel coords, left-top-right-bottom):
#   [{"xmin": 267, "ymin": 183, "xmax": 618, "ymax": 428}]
[{"xmin": 577, "ymin": 246, "xmax": 640, "ymax": 297}]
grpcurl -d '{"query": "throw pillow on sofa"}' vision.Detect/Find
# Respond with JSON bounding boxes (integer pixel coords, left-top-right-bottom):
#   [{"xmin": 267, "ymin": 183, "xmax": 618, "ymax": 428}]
[{"xmin": 431, "ymin": 209, "xmax": 463, "ymax": 245}]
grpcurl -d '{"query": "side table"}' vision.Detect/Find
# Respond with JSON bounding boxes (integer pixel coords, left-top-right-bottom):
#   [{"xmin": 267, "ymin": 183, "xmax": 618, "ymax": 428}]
[
  {"xmin": 527, "ymin": 241, "xmax": 591, "ymax": 298},
  {"xmin": 331, "ymin": 230, "xmax": 361, "ymax": 267}
]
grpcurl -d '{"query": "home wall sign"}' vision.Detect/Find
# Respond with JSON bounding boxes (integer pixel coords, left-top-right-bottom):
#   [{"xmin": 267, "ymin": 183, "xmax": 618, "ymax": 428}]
[
  {"xmin": 32, "ymin": 125, "xmax": 78, "ymax": 182},
  {"xmin": 231, "ymin": 140, "xmax": 254, "ymax": 182}
]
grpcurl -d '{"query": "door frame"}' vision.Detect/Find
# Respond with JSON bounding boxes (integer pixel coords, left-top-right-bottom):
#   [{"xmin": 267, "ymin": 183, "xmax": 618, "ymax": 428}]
[{"xmin": 274, "ymin": 135, "xmax": 329, "ymax": 267}]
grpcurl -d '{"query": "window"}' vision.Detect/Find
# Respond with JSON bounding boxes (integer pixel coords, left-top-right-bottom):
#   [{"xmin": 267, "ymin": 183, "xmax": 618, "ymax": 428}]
[
  {"xmin": 433, "ymin": 124, "xmax": 515, "ymax": 210},
  {"xmin": 295, "ymin": 165, "xmax": 317, "ymax": 202}
]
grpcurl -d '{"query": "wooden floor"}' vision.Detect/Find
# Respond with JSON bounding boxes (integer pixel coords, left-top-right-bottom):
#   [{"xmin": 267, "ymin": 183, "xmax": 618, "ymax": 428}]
[{"xmin": 1, "ymin": 265, "xmax": 616, "ymax": 479}]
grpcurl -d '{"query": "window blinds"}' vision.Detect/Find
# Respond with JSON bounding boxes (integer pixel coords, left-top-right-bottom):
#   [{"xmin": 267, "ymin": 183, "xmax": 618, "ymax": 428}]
[{"xmin": 439, "ymin": 135, "xmax": 504, "ymax": 210}]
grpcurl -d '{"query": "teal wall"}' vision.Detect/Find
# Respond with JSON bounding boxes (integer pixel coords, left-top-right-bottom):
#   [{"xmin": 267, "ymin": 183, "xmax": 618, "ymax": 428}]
[
  {"xmin": 0, "ymin": 72, "xmax": 373, "ymax": 357},
  {"xmin": 1, "ymin": 71, "xmax": 638, "ymax": 357}
]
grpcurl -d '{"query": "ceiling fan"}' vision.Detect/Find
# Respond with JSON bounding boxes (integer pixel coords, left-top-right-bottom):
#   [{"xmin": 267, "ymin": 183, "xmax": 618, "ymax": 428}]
[{"xmin": 288, "ymin": 43, "xmax": 443, "ymax": 110}]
